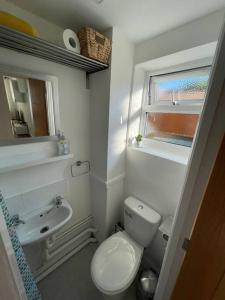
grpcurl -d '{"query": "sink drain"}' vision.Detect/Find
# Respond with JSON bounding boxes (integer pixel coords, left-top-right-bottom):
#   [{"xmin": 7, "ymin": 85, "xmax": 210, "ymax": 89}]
[{"xmin": 40, "ymin": 226, "xmax": 49, "ymax": 234}]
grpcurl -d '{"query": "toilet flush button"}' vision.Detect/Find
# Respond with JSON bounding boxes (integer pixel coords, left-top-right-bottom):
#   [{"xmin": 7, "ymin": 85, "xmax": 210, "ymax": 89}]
[{"xmin": 138, "ymin": 205, "xmax": 144, "ymax": 209}]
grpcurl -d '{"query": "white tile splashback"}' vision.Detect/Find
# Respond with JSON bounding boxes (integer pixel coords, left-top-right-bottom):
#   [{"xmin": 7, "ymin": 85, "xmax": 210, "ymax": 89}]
[
  {"xmin": 6, "ymin": 180, "xmax": 66, "ymax": 217},
  {"xmin": 0, "ymin": 141, "xmax": 57, "ymax": 165},
  {"xmin": 0, "ymin": 161, "xmax": 67, "ymax": 199}
]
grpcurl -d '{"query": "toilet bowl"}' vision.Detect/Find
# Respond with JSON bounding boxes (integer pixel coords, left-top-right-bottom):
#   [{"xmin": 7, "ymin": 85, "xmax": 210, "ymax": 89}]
[
  {"xmin": 91, "ymin": 197, "xmax": 161, "ymax": 299},
  {"xmin": 91, "ymin": 231, "xmax": 143, "ymax": 300}
]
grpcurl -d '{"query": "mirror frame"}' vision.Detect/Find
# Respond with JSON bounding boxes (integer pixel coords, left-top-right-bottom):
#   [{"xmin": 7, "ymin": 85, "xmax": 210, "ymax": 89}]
[{"xmin": 0, "ymin": 64, "xmax": 60, "ymax": 146}]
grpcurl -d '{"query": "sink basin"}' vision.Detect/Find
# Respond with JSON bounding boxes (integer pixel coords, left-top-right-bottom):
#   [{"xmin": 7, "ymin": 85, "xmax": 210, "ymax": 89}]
[{"xmin": 16, "ymin": 199, "xmax": 72, "ymax": 246}]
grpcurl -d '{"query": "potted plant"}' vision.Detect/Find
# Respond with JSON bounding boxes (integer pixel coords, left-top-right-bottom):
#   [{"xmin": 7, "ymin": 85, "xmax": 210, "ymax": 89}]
[{"xmin": 135, "ymin": 134, "xmax": 143, "ymax": 147}]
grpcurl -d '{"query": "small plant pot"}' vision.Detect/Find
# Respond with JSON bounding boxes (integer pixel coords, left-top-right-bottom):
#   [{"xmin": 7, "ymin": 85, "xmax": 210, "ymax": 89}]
[{"xmin": 136, "ymin": 141, "xmax": 143, "ymax": 148}]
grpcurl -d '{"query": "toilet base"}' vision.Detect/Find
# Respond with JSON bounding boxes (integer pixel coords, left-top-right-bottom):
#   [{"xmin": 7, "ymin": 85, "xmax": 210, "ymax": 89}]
[{"xmin": 102, "ymin": 290, "xmax": 127, "ymax": 300}]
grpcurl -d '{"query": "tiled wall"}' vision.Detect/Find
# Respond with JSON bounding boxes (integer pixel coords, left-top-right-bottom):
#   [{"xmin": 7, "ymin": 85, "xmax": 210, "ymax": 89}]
[{"xmin": 6, "ymin": 180, "xmax": 66, "ymax": 217}]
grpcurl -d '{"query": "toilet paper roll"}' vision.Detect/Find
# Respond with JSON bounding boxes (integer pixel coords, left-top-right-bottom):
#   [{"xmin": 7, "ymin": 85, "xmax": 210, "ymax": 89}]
[{"xmin": 63, "ymin": 29, "xmax": 80, "ymax": 54}]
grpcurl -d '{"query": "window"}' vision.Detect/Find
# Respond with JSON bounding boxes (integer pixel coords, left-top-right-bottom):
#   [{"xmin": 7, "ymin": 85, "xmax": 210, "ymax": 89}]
[{"xmin": 143, "ymin": 67, "xmax": 211, "ymax": 147}]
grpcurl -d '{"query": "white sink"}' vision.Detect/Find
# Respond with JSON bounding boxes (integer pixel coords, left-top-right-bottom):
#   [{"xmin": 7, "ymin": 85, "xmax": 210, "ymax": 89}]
[{"xmin": 16, "ymin": 199, "xmax": 73, "ymax": 246}]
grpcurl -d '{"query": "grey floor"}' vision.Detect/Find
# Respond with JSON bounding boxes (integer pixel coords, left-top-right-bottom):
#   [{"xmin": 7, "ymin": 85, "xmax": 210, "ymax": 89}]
[{"xmin": 38, "ymin": 243, "xmax": 136, "ymax": 300}]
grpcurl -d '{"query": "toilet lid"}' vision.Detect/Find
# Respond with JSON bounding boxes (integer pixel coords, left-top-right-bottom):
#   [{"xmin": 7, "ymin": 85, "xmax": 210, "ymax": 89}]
[{"xmin": 91, "ymin": 231, "xmax": 143, "ymax": 295}]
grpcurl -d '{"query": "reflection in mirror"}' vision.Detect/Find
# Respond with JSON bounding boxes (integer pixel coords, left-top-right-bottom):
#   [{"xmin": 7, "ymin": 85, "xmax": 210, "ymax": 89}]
[{"xmin": 0, "ymin": 75, "xmax": 55, "ymax": 140}]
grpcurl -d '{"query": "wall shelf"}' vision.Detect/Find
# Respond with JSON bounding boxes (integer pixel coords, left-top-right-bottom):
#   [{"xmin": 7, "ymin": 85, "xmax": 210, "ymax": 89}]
[
  {"xmin": 0, "ymin": 26, "xmax": 108, "ymax": 73},
  {"xmin": 0, "ymin": 153, "xmax": 73, "ymax": 174}
]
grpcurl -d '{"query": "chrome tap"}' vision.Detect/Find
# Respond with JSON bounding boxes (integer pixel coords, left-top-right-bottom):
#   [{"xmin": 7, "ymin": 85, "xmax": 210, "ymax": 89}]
[
  {"xmin": 12, "ymin": 214, "xmax": 25, "ymax": 226},
  {"xmin": 45, "ymin": 195, "xmax": 64, "ymax": 215},
  {"xmin": 54, "ymin": 195, "xmax": 63, "ymax": 206}
]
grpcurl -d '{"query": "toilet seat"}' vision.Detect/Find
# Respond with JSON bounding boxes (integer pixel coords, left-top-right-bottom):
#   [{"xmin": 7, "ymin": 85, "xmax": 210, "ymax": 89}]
[{"xmin": 91, "ymin": 231, "xmax": 143, "ymax": 295}]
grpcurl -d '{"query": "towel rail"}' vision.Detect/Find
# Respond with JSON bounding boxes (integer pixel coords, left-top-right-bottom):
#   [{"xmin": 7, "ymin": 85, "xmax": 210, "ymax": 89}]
[{"xmin": 70, "ymin": 160, "xmax": 90, "ymax": 177}]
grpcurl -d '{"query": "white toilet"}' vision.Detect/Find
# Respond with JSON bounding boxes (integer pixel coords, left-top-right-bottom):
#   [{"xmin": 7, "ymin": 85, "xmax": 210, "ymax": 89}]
[{"xmin": 91, "ymin": 196, "xmax": 161, "ymax": 300}]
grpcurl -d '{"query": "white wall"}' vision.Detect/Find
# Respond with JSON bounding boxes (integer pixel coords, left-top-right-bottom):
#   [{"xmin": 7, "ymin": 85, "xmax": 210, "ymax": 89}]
[
  {"xmin": 89, "ymin": 63, "xmax": 111, "ymax": 240},
  {"xmin": 0, "ymin": 47, "xmax": 91, "ymax": 229},
  {"xmin": 90, "ymin": 27, "xmax": 134, "ymax": 240},
  {"xmin": 89, "ymin": 67, "xmax": 111, "ymax": 180},
  {"xmin": 0, "ymin": 0, "xmax": 64, "ymax": 46},
  {"xmin": 135, "ymin": 9, "xmax": 225, "ymax": 65},
  {"xmin": 125, "ymin": 148, "xmax": 187, "ymax": 219},
  {"xmin": 107, "ymin": 28, "xmax": 134, "ymax": 180},
  {"xmin": 106, "ymin": 28, "xmax": 134, "ymax": 234}
]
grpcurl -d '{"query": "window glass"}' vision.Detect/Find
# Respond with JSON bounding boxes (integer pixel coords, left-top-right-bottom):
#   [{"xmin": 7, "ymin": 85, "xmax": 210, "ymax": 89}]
[
  {"xmin": 145, "ymin": 67, "xmax": 211, "ymax": 147},
  {"xmin": 150, "ymin": 67, "xmax": 210, "ymax": 104},
  {"xmin": 145, "ymin": 112, "xmax": 199, "ymax": 147}
]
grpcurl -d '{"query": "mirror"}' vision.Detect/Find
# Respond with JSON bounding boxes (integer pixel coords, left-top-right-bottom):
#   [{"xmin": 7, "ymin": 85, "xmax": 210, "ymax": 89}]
[{"xmin": 0, "ymin": 74, "xmax": 56, "ymax": 140}]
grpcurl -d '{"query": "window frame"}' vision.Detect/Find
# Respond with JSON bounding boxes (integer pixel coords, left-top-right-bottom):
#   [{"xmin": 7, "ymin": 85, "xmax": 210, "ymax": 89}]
[{"xmin": 140, "ymin": 65, "xmax": 211, "ymax": 144}]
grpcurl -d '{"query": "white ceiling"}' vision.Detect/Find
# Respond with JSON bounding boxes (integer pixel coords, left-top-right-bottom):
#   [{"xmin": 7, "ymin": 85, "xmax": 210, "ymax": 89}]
[{"xmin": 6, "ymin": 0, "xmax": 225, "ymax": 43}]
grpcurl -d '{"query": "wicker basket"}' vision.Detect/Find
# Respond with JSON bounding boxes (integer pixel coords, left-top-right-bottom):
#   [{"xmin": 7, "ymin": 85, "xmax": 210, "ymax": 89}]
[{"xmin": 78, "ymin": 27, "xmax": 111, "ymax": 64}]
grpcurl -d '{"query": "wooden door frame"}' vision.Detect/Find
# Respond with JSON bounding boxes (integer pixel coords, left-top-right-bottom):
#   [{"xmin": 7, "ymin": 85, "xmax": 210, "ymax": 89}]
[
  {"xmin": 171, "ymin": 132, "xmax": 225, "ymax": 299},
  {"xmin": 154, "ymin": 16, "xmax": 225, "ymax": 300}
]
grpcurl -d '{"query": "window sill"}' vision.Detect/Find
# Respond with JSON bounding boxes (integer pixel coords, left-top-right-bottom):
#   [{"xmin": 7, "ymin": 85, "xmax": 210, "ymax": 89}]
[
  {"xmin": 144, "ymin": 104, "xmax": 203, "ymax": 114},
  {"xmin": 128, "ymin": 139, "xmax": 190, "ymax": 165}
]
